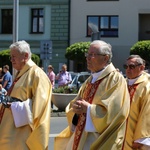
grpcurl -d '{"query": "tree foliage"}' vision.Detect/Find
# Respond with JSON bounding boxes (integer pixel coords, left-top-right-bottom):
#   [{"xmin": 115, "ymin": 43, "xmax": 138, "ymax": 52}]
[
  {"xmin": 0, "ymin": 49, "xmax": 40, "ymax": 73},
  {"xmin": 130, "ymin": 40, "xmax": 150, "ymax": 65},
  {"xmin": 65, "ymin": 41, "xmax": 90, "ymax": 61}
]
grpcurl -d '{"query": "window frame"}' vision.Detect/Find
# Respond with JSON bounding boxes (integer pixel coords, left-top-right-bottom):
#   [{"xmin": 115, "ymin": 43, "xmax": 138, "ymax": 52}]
[
  {"xmin": 1, "ymin": 9, "xmax": 13, "ymax": 34},
  {"xmin": 30, "ymin": 8, "xmax": 44, "ymax": 34},
  {"xmin": 87, "ymin": 15, "xmax": 119, "ymax": 38},
  {"xmin": 87, "ymin": 0, "xmax": 119, "ymax": 1}
]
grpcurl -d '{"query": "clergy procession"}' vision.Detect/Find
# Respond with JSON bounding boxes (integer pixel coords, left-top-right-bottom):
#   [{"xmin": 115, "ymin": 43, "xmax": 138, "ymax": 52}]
[{"xmin": 0, "ymin": 40, "xmax": 150, "ymax": 150}]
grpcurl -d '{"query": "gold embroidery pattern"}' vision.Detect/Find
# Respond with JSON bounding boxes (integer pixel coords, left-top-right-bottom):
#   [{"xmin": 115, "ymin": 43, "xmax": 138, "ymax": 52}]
[
  {"xmin": 128, "ymin": 84, "xmax": 139, "ymax": 102},
  {"xmin": 121, "ymin": 83, "xmax": 139, "ymax": 150},
  {"xmin": 73, "ymin": 79, "xmax": 104, "ymax": 150}
]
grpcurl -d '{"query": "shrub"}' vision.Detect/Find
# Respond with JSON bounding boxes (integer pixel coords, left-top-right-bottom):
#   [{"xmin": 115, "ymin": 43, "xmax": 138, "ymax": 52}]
[
  {"xmin": 130, "ymin": 40, "xmax": 150, "ymax": 65},
  {"xmin": 65, "ymin": 41, "xmax": 90, "ymax": 61},
  {"xmin": 0, "ymin": 50, "xmax": 11, "ymax": 71},
  {"xmin": 53, "ymin": 86, "xmax": 78, "ymax": 94},
  {"xmin": 0, "ymin": 49, "xmax": 40, "ymax": 73}
]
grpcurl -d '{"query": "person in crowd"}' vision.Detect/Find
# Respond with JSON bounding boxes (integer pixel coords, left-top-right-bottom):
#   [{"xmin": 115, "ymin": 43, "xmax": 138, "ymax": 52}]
[
  {"xmin": 0, "ymin": 40, "xmax": 52, "ymax": 150},
  {"xmin": 56, "ymin": 64, "xmax": 72, "ymax": 87},
  {"xmin": 54, "ymin": 40, "xmax": 130, "ymax": 150},
  {"xmin": 47, "ymin": 65, "xmax": 55, "ymax": 109},
  {"xmin": 47, "ymin": 65, "xmax": 56, "ymax": 89},
  {"xmin": 0, "ymin": 84, "xmax": 7, "ymax": 103},
  {"xmin": 1, "ymin": 65, "xmax": 12, "ymax": 91},
  {"xmin": 122, "ymin": 55, "xmax": 150, "ymax": 150},
  {"xmin": 0, "ymin": 67, "xmax": 4, "ymax": 84}
]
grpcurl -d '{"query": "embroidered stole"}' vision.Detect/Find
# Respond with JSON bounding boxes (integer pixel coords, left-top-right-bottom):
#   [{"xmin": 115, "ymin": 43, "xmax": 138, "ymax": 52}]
[
  {"xmin": 121, "ymin": 83, "xmax": 139, "ymax": 150},
  {"xmin": 128, "ymin": 84, "xmax": 139, "ymax": 103},
  {"xmin": 0, "ymin": 76, "xmax": 20, "ymax": 124},
  {"xmin": 72, "ymin": 78, "xmax": 104, "ymax": 150}
]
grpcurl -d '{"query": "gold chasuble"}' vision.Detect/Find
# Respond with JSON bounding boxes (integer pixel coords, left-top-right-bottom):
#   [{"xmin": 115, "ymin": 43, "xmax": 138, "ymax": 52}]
[
  {"xmin": 123, "ymin": 72, "xmax": 150, "ymax": 150},
  {"xmin": 54, "ymin": 63, "xmax": 130, "ymax": 150},
  {"xmin": 0, "ymin": 59, "xmax": 52, "ymax": 150},
  {"xmin": 0, "ymin": 75, "xmax": 20, "ymax": 124},
  {"xmin": 73, "ymin": 79, "xmax": 104, "ymax": 150}
]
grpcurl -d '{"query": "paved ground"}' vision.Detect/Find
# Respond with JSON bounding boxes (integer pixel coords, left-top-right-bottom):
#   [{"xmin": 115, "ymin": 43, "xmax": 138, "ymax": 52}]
[{"xmin": 51, "ymin": 105, "xmax": 66, "ymax": 117}]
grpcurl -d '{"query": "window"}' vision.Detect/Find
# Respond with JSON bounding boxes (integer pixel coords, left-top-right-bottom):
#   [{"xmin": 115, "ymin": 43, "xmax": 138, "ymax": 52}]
[
  {"xmin": 31, "ymin": 8, "xmax": 44, "ymax": 33},
  {"xmin": 87, "ymin": 15, "xmax": 118, "ymax": 37},
  {"xmin": 1, "ymin": 9, "xmax": 13, "ymax": 34},
  {"xmin": 87, "ymin": 0, "xmax": 119, "ymax": 1}
]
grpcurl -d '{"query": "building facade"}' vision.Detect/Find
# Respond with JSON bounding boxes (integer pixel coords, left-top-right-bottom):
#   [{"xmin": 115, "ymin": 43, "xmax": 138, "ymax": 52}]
[
  {"xmin": 0, "ymin": 0, "xmax": 70, "ymax": 73},
  {"xmin": 70, "ymin": 0, "xmax": 150, "ymax": 72},
  {"xmin": 0, "ymin": 0, "xmax": 150, "ymax": 73}
]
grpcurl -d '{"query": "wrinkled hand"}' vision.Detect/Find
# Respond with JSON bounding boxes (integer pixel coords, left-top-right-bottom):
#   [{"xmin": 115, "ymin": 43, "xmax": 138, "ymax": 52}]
[{"xmin": 72, "ymin": 99, "xmax": 90, "ymax": 114}]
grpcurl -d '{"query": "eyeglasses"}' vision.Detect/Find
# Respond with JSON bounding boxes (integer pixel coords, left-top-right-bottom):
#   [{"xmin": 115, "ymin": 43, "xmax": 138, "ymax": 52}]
[
  {"xmin": 85, "ymin": 53, "xmax": 106, "ymax": 58},
  {"xmin": 9, "ymin": 56, "xmax": 16, "ymax": 60},
  {"xmin": 123, "ymin": 64, "xmax": 141, "ymax": 69}
]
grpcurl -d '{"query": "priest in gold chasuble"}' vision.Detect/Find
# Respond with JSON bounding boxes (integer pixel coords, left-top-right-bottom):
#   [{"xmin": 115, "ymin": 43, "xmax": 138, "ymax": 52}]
[
  {"xmin": 0, "ymin": 41, "xmax": 52, "ymax": 150},
  {"xmin": 122, "ymin": 55, "xmax": 150, "ymax": 150},
  {"xmin": 54, "ymin": 40, "xmax": 130, "ymax": 150}
]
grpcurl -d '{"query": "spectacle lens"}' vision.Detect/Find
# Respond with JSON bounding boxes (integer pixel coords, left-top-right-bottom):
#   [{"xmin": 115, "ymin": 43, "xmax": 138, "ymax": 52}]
[
  {"xmin": 123, "ymin": 64, "xmax": 141, "ymax": 69},
  {"xmin": 85, "ymin": 53, "xmax": 105, "ymax": 58}
]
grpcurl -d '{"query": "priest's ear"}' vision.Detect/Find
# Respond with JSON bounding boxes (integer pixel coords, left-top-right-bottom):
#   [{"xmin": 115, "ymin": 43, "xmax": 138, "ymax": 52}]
[
  {"xmin": 24, "ymin": 52, "xmax": 29, "ymax": 62},
  {"xmin": 140, "ymin": 64, "xmax": 145, "ymax": 71}
]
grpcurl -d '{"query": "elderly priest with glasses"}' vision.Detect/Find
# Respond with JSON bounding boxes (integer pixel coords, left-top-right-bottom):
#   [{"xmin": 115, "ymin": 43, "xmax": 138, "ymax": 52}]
[
  {"xmin": 122, "ymin": 55, "xmax": 150, "ymax": 150},
  {"xmin": 54, "ymin": 40, "xmax": 130, "ymax": 150}
]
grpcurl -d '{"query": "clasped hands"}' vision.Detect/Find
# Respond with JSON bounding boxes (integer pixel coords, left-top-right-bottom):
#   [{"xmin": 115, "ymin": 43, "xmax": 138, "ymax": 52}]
[
  {"xmin": 72, "ymin": 98, "xmax": 90, "ymax": 114},
  {"xmin": 132, "ymin": 142, "xmax": 144, "ymax": 150}
]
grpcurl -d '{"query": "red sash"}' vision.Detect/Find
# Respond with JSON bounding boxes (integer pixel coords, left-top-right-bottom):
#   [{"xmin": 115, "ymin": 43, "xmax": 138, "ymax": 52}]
[
  {"xmin": 72, "ymin": 78, "xmax": 105, "ymax": 150},
  {"xmin": 121, "ymin": 83, "xmax": 139, "ymax": 150},
  {"xmin": 128, "ymin": 84, "xmax": 139, "ymax": 103}
]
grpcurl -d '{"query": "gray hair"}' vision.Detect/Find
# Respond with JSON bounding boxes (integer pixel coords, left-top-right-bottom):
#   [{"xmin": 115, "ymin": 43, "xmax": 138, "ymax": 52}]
[
  {"xmin": 9, "ymin": 40, "xmax": 32, "ymax": 59},
  {"xmin": 127, "ymin": 55, "xmax": 145, "ymax": 65},
  {"xmin": 90, "ymin": 40, "xmax": 112, "ymax": 63}
]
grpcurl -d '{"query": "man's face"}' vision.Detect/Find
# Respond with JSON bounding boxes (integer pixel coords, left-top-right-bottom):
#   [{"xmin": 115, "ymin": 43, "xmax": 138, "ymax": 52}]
[
  {"xmin": 10, "ymin": 48, "xmax": 27, "ymax": 71},
  {"xmin": 86, "ymin": 44, "xmax": 108, "ymax": 72},
  {"xmin": 124, "ymin": 58, "xmax": 143, "ymax": 79},
  {"xmin": 62, "ymin": 66, "xmax": 67, "ymax": 72},
  {"xmin": 3, "ymin": 67, "xmax": 7, "ymax": 73}
]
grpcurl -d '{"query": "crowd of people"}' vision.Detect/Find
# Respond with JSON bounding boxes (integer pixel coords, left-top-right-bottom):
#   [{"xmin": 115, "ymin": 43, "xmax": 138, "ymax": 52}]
[
  {"xmin": 46, "ymin": 64, "xmax": 72, "ymax": 109},
  {"xmin": 46, "ymin": 63, "xmax": 72, "ymax": 89},
  {"xmin": 0, "ymin": 39, "xmax": 150, "ymax": 150}
]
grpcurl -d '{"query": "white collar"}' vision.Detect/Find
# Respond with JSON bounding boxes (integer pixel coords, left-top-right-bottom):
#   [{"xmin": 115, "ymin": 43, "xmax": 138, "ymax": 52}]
[
  {"xmin": 91, "ymin": 66, "xmax": 108, "ymax": 83},
  {"xmin": 127, "ymin": 76, "xmax": 139, "ymax": 85}
]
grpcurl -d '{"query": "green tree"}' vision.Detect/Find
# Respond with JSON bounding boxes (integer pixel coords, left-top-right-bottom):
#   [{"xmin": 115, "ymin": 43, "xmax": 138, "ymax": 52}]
[
  {"xmin": 65, "ymin": 41, "xmax": 90, "ymax": 72},
  {"xmin": 65, "ymin": 41, "xmax": 90, "ymax": 60},
  {"xmin": 130, "ymin": 40, "xmax": 150, "ymax": 67},
  {"xmin": 0, "ymin": 49, "xmax": 40, "ymax": 74}
]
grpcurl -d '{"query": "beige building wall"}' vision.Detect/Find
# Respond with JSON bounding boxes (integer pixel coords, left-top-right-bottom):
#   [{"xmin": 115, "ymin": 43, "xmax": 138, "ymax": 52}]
[{"xmin": 70, "ymin": 0, "xmax": 150, "ymax": 72}]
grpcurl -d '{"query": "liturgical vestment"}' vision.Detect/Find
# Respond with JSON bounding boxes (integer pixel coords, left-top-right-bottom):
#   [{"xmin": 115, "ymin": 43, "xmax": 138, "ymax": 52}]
[
  {"xmin": 123, "ymin": 72, "xmax": 150, "ymax": 150},
  {"xmin": 0, "ymin": 59, "xmax": 52, "ymax": 150},
  {"xmin": 54, "ymin": 63, "xmax": 130, "ymax": 150}
]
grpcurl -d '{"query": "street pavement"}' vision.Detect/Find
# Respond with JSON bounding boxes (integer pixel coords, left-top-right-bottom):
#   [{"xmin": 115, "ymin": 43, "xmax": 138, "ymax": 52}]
[
  {"xmin": 49, "ymin": 105, "xmax": 67, "ymax": 150},
  {"xmin": 49, "ymin": 116, "xmax": 68, "ymax": 150}
]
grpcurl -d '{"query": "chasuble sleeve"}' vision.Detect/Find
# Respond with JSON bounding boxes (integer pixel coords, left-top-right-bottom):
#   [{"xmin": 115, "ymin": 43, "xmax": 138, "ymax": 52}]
[
  {"xmin": 133, "ymin": 83, "xmax": 150, "ymax": 141},
  {"xmin": 89, "ymin": 73, "xmax": 130, "ymax": 134},
  {"xmin": 25, "ymin": 68, "xmax": 52, "ymax": 150}
]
